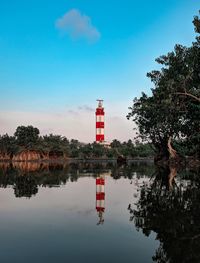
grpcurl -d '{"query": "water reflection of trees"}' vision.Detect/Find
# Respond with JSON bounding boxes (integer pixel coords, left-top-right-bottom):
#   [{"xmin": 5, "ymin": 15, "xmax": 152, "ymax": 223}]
[
  {"xmin": 14, "ymin": 175, "xmax": 38, "ymax": 198},
  {"xmin": 128, "ymin": 165, "xmax": 200, "ymax": 263},
  {"xmin": 111, "ymin": 161, "xmax": 155, "ymax": 180},
  {"xmin": 0, "ymin": 161, "xmax": 155, "ymax": 198}
]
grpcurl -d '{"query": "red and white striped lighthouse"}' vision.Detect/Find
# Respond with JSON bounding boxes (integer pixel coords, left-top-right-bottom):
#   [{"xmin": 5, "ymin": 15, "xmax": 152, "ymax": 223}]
[
  {"xmin": 96, "ymin": 175, "xmax": 105, "ymax": 225},
  {"xmin": 96, "ymin": 99, "xmax": 105, "ymax": 143}
]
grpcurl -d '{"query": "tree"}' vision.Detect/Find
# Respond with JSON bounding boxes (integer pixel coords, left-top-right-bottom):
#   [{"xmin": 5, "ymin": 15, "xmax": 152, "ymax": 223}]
[
  {"xmin": 14, "ymin": 126, "xmax": 40, "ymax": 149},
  {"xmin": 110, "ymin": 139, "xmax": 121, "ymax": 148},
  {"xmin": 91, "ymin": 142, "xmax": 105, "ymax": 158},
  {"xmin": 127, "ymin": 88, "xmax": 182, "ymax": 161},
  {"xmin": 69, "ymin": 139, "xmax": 81, "ymax": 158},
  {"xmin": 127, "ymin": 11, "xmax": 200, "ymax": 161},
  {"xmin": 0, "ymin": 134, "xmax": 18, "ymax": 156}
]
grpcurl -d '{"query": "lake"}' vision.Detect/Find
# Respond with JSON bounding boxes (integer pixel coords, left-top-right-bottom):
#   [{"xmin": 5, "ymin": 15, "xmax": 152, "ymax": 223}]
[{"xmin": 0, "ymin": 161, "xmax": 199, "ymax": 263}]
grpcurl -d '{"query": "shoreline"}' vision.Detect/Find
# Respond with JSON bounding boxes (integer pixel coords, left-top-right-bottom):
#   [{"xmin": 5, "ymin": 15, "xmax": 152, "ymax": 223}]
[
  {"xmin": 0, "ymin": 157, "xmax": 199, "ymax": 168},
  {"xmin": 0, "ymin": 157, "xmax": 154, "ymax": 163}
]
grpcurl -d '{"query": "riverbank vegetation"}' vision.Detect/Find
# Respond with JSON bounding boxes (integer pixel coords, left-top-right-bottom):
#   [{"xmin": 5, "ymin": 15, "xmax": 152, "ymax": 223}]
[
  {"xmin": 0, "ymin": 125, "xmax": 154, "ymax": 161},
  {"xmin": 127, "ymin": 12, "xmax": 200, "ymax": 163}
]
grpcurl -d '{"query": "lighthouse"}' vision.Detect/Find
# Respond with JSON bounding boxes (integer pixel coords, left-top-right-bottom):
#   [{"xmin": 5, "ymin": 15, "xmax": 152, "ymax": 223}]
[{"xmin": 96, "ymin": 99, "xmax": 105, "ymax": 143}]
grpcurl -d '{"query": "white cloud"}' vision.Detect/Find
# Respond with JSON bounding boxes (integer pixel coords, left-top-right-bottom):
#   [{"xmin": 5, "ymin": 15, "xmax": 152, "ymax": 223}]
[
  {"xmin": 55, "ymin": 9, "xmax": 100, "ymax": 42},
  {"xmin": 78, "ymin": 105, "xmax": 94, "ymax": 112}
]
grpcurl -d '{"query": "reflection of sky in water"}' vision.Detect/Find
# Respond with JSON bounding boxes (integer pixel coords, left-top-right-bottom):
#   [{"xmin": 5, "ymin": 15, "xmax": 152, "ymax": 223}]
[{"xmin": 0, "ymin": 165, "xmax": 159, "ymax": 263}]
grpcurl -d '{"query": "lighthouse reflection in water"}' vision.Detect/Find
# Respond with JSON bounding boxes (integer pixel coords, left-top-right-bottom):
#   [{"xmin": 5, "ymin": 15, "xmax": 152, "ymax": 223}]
[{"xmin": 96, "ymin": 174, "xmax": 105, "ymax": 225}]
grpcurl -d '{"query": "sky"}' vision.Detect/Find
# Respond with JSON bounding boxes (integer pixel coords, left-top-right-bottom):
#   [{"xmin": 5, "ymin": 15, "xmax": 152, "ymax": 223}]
[{"xmin": 0, "ymin": 0, "xmax": 199, "ymax": 142}]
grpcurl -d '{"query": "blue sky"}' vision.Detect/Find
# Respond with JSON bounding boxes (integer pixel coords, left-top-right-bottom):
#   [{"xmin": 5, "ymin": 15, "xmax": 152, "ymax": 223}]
[{"xmin": 0, "ymin": 0, "xmax": 199, "ymax": 142}]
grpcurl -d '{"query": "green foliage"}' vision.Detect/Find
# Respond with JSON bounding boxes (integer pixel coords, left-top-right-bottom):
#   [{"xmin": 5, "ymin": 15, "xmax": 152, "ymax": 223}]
[
  {"xmin": 193, "ymin": 11, "xmax": 200, "ymax": 33},
  {"xmin": 42, "ymin": 134, "xmax": 69, "ymax": 153},
  {"xmin": 0, "ymin": 126, "xmax": 154, "ymax": 159},
  {"xmin": 109, "ymin": 139, "xmax": 154, "ymax": 158},
  {"xmin": 14, "ymin": 126, "xmax": 40, "ymax": 149},
  {"xmin": 91, "ymin": 142, "xmax": 106, "ymax": 158},
  {"xmin": 0, "ymin": 134, "xmax": 18, "ymax": 155},
  {"xmin": 127, "ymin": 11, "xmax": 200, "ymax": 160}
]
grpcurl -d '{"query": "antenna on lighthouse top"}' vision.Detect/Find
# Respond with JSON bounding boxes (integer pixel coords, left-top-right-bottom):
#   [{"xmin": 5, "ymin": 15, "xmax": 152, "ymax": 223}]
[{"xmin": 96, "ymin": 99, "xmax": 103, "ymax": 108}]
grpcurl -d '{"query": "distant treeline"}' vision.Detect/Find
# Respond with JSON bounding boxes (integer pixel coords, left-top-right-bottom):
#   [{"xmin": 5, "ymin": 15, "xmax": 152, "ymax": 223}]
[{"xmin": 0, "ymin": 125, "xmax": 154, "ymax": 160}]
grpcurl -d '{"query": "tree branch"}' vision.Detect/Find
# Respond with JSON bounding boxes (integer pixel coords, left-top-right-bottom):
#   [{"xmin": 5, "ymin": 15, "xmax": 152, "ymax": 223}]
[{"xmin": 176, "ymin": 92, "xmax": 200, "ymax": 102}]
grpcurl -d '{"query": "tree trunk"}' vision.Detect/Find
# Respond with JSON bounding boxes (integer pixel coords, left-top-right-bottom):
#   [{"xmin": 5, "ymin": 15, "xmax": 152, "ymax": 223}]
[
  {"xmin": 154, "ymin": 143, "xmax": 169, "ymax": 163},
  {"xmin": 168, "ymin": 166, "xmax": 177, "ymax": 190},
  {"xmin": 167, "ymin": 137, "xmax": 177, "ymax": 159}
]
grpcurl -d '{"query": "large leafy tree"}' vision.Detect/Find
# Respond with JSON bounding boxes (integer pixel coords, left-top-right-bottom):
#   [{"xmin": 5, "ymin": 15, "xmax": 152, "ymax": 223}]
[
  {"xmin": 14, "ymin": 125, "xmax": 40, "ymax": 149},
  {"xmin": 127, "ymin": 12, "xmax": 200, "ymax": 161}
]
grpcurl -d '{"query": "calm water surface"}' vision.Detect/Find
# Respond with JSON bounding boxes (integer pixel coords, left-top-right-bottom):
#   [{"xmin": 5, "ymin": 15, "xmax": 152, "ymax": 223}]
[{"xmin": 0, "ymin": 162, "xmax": 199, "ymax": 263}]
